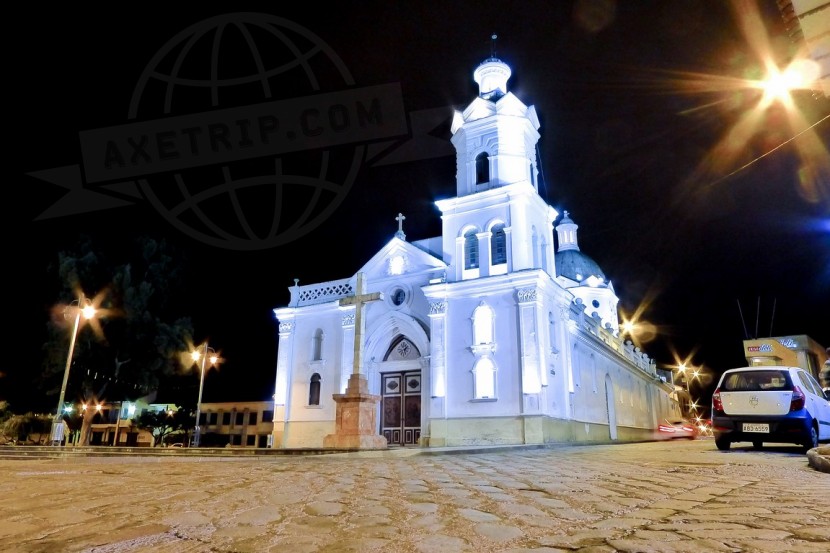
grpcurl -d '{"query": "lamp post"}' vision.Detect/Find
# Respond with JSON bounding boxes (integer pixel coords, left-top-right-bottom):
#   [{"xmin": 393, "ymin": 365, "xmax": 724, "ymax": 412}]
[
  {"xmin": 191, "ymin": 342, "xmax": 219, "ymax": 447},
  {"xmin": 52, "ymin": 293, "xmax": 96, "ymax": 446}
]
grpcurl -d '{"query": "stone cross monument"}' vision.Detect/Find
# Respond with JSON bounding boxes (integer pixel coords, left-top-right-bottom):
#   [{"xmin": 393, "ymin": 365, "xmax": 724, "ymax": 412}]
[{"xmin": 323, "ymin": 272, "xmax": 388, "ymax": 449}]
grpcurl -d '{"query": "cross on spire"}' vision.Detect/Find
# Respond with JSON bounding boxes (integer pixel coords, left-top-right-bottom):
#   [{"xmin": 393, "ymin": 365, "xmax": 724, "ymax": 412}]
[{"xmin": 395, "ymin": 213, "xmax": 406, "ymax": 240}]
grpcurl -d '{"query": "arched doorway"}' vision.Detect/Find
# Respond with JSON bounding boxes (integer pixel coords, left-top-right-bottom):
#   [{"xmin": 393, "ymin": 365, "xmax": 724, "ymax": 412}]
[
  {"xmin": 365, "ymin": 313, "xmax": 430, "ymax": 446},
  {"xmin": 378, "ymin": 336, "xmax": 422, "ymax": 446}
]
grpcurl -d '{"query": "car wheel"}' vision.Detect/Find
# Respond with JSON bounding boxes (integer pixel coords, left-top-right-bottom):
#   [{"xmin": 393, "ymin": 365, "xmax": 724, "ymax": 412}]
[
  {"xmin": 715, "ymin": 435, "xmax": 731, "ymax": 451},
  {"xmin": 752, "ymin": 441, "xmax": 763, "ymax": 450},
  {"xmin": 801, "ymin": 425, "xmax": 819, "ymax": 453}
]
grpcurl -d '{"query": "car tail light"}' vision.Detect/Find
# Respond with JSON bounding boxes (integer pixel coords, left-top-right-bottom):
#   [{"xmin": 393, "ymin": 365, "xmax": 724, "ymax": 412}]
[
  {"xmin": 658, "ymin": 424, "xmax": 674, "ymax": 433},
  {"xmin": 712, "ymin": 388, "xmax": 723, "ymax": 411},
  {"xmin": 790, "ymin": 386, "xmax": 806, "ymax": 412},
  {"xmin": 681, "ymin": 425, "xmax": 694, "ymax": 433}
]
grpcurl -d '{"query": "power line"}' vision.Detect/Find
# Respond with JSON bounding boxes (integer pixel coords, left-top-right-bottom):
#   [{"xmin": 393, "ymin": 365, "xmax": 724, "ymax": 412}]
[{"xmin": 705, "ymin": 113, "xmax": 829, "ymax": 188}]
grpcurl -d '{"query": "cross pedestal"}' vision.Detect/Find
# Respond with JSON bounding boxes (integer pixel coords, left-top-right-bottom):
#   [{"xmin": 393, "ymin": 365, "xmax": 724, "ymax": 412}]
[
  {"xmin": 323, "ymin": 373, "xmax": 387, "ymax": 449},
  {"xmin": 323, "ymin": 272, "xmax": 388, "ymax": 450}
]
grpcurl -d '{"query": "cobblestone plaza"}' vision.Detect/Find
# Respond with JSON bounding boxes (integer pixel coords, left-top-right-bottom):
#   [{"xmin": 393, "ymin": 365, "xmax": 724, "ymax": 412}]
[{"xmin": 1, "ymin": 440, "xmax": 828, "ymax": 552}]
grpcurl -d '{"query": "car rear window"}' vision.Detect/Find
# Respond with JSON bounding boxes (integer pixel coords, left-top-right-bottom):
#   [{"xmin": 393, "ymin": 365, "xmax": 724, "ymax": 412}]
[{"xmin": 721, "ymin": 370, "xmax": 792, "ymax": 391}]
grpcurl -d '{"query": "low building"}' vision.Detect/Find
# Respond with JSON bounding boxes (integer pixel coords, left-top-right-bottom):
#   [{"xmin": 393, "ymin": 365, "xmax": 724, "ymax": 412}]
[
  {"xmin": 197, "ymin": 401, "xmax": 274, "ymax": 448},
  {"xmin": 76, "ymin": 399, "xmax": 177, "ymax": 447},
  {"xmin": 742, "ymin": 334, "xmax": 828, "ymax": 384}
]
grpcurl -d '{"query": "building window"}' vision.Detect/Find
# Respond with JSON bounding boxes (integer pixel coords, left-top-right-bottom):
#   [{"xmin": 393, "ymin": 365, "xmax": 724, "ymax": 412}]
[
  {"xmin": 208, "ymin": 413, "xmax": 218, "ymax": 425},
  {"xmin": 312, "ymin": 328, "xmax": 324, "ymax": 361},
  {"xmin": 222, "ymin": 412, "xmax": 231, "ymax": 425},
  {"xmin": 391, "ymin": 288, "xmax": 406, "ymax": 306},
  {"xmin": 475, "ymin": 152, "xmax": 490, "ymax": 184},
  {"xmin": 262, "ymin": 410, "xmax": 274, "ymax": 422},
  {"xmin": 464, "ymin": 229, "xmax": 479, "ymax": 269},
  {"xmin": 248, "ymin": 412, "xmax": 257, "ymax": 425},
  {"xmin": 491, "ymin": 223, "xmax": 506, "ymax": 265},
  {"xmin": 309, "ymin": 373, "xmax": 321, "ymax": 406},
  {"xmin": 473, "ymin": 302, "xmax": 494, "ymax": 345},
  {"xmin": 247, "ymin": 434, "xmax": 256, "ymax": 446},
  {"xmin": 235, "ymin": 412, "xmax": 245, "ymax": 425},
  {"xmin": 473, "ymin": 357, "xmax": 497, "ymax": 399}
]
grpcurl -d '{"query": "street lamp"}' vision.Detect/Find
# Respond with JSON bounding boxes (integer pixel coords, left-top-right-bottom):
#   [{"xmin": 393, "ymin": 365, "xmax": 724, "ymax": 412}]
[
  {"xmin": 51, "ymin": 293, "xmax": 97, "ymax": 446},
  {"xmin": 190, "ymin": 342, "xmax": 219, "ymax": 447},
  {"xmin": 675, "ymin": 363, "xmax": 704, "ymax": 417}
]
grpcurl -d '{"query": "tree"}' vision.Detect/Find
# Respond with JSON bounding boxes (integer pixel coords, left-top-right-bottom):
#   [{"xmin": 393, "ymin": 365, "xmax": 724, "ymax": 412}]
[
  {"xmin": 40, "ymin": 234, "xmax": 196, "ymax": 444},
  {"xmin": 171, "ymin": 406, "xmax": 196, "ymax": 446},
  {"xmin": 0, "ymin": 413, "xmax": 52, "ymax": 444},
  {"xmin": 133, "ymin": 408, "xmax": 188, "ymax": 447},
  {"xmin": 0, "ymin": 402, "xmax": 13, "ymax": 444}
]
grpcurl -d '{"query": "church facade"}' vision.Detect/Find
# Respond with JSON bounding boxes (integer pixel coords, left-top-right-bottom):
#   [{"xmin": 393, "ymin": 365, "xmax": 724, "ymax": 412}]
[{"xmin": 271, "ymin": 56, "xmax": 680, "ymax": 449}]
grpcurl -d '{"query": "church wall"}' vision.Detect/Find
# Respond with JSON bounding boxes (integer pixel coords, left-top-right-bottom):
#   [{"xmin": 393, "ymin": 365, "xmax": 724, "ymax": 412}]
[
  {"xmin": 539, "ymin": 301, "xmax": 574, "ymax": 421},
  {"xmin": 427, "ymin": 416, "xmax": 526, "ymax": 446},
  {"xmin": 281, "ymin": 420, "xmax": 335, "ymax": 449},
  {"xmin": 426, "ymin": 414, "xmax": 656, "ymax": 447},
  {"xmin": 281, "ymin": 306, "xmax": 344, "ymax": 426},
  {"xmin": 556, "ymin": 305, "xmax": 670, "ymax": 436},
  {"xmin": 441, "ymin": 291, "xmax": 524, "ymax": 418}
]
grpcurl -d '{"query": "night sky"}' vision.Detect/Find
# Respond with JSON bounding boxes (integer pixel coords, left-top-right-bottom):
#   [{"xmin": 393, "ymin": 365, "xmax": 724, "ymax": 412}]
[{"xmin": 6, "ymin": 1, "xmax": 829, "ymax": 413}]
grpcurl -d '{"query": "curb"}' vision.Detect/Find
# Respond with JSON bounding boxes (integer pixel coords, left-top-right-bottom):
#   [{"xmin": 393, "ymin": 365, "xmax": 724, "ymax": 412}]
[{"xmin": 806, "ymin": 446, "xmax": 830, "ymax": 474}]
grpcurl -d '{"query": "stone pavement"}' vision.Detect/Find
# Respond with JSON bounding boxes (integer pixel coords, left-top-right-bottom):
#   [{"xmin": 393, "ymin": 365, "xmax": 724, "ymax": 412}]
[{"xmin": 1, "ymin": 439, "xmax": 827, "ymax": 552}]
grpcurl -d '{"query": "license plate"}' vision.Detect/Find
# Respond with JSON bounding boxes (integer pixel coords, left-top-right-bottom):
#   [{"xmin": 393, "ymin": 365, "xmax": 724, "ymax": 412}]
[{"xmin": 743, "ymin": 423, "xmax": 769, "ymax": 433}]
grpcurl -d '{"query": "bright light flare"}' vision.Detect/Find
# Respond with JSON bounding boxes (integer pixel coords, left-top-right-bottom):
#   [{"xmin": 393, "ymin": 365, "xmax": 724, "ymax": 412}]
[
  {"xmin": 754, "ymin": 58, "xmax": 821, "ymax": 108},
  {"xmin": 657, "ymin": 1, "xmax": 830, "ymax": 205},
  {"xmin": 618, "ymin": 287, "xmax": 663, "ymax": 350},
  {"xmin": 190, "ymin": 345, "xmax": 222, "ymax": 368}
]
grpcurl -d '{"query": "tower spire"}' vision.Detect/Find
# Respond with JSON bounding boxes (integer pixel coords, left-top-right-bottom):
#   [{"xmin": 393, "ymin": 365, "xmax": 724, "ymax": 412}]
[{"xmin": 491, "ymin": 33, "xmax": 497, "ymax": 58}]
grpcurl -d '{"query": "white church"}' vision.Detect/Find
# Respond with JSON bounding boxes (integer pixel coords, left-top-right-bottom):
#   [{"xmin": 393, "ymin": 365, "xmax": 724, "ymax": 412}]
[{"xmin": 271, "ymin": 55, "xmax": 680, "ymax": 448}]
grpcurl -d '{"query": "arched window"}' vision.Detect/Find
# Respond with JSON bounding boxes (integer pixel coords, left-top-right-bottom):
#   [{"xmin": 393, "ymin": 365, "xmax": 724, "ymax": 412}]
[
  {"xmin": 473, "ymin": 357, "xmax": 496, "ymax": 399},
  {"xmin": 464, "ymin": 229, "xmax": 479, "ymax": 269},
  {"xmin": 309, "ymin": 373, "xmax": 321, "ymax": 406},
  {"xmin": 475, "ymin": 152, "xmax": 490, "ymax": 184},
  {"xmin": 473, "ymin": 303, "xmax": 494, "ymax": 345},
  {"xmin": 311, "ymin": 329, "xmax": 324, "ymax": 361},
  {"xmin": 491, "ymin": 223, "xmax": 506, "ymax": 265}
]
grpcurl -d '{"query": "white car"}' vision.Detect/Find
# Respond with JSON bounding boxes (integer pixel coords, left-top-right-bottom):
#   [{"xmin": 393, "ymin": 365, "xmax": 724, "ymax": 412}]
[{"xmin": 711, "ymin": 366, "xmax": 830, "ymax": 453}]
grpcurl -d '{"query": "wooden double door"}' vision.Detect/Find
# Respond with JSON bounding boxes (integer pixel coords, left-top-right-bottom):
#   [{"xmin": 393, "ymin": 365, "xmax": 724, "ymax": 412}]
[{"xmin": 381, "ymin": 371, "xmax": 421, "ymax": 446}]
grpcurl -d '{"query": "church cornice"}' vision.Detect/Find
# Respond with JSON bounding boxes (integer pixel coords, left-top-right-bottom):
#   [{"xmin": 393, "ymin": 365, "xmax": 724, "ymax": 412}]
[{"xmin": 435, "ymin": 181, "xmax": 541, "ymax": 213}]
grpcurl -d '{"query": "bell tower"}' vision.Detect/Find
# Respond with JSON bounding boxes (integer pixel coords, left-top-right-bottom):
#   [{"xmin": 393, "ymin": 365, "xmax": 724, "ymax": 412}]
[
  {"xmin": 449, "ymin": 54, "xmax": 542, "ymax": 197},
  {"xmin": 437, "ymin": 46, "xmax": 558, "ymax": 282}
]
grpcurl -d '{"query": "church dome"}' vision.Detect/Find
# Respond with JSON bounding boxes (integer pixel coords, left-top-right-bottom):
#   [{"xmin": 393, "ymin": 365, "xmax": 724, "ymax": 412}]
[
  {"xmin": 555, "ymin": 249, "xmax": 606, "ymax": 283},
  {"xmin": 554, "ymin": 210, "xmax": 607, "ymax": 283}
]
